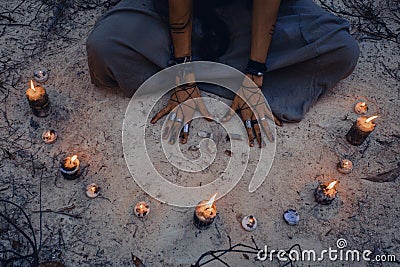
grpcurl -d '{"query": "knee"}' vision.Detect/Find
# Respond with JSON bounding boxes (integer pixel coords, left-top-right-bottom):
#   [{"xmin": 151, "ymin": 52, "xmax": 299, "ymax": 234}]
[{"xmin": 335, "ymin": 34, "xmax": 360, "ymax": 78}]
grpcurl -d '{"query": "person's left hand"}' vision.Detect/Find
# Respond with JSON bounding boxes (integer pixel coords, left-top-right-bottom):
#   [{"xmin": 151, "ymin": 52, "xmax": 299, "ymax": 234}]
[{"xmin": 221, "ymin": 74, "xmax": 282, "ymax": 147}]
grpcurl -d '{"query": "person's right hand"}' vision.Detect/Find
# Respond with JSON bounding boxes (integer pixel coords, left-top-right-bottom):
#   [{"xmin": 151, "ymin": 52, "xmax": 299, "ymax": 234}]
[{"xmin": 150, "ymin": 71, "xmax": 212, "ymax": 145}]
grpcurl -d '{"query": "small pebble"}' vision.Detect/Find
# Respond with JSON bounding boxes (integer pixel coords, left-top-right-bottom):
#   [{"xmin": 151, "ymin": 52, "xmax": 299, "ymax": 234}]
[
  {"xmin": 283, "ymin": 209, "xmax": 300, "ymax": 225},
  {"xmin": 198, "ymin": 131, "xmax": 213, "ymax": 139},
  {"xmin": 224, "ymin": 150, "xmax": 232, "ymax": 157}
]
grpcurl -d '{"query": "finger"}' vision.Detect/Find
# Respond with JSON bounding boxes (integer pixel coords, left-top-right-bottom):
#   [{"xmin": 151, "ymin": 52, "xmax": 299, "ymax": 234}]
[
  {"xmin": 180, "ymin": 121, "xmax": 191, "ymax": 144},
  {"xmin": 151, "ymin": 105, "xmax": 172, "ymax": 124},
  {"xmin": 260, "ymin": 117, "xmax": 274, "ymax": 142},
  {"xmin": 196, "ymin": 97, "xmax": 213, "ymax": 122},
  {"xmin": 242, "ymin": 111, "xmax": 254, "ymax": 147},
  {"xmin": 162, "ymin": 112, "xmax": 176, "ymax": 140},
  {"xmin": 221, "ymin": 98, "xmax": 240, "ymax": 123},
  {"xmin": 273, "ymin": 114, "xmax": 283, "ymax": 127},
  {"xmin": 169, "ymin": 118, "xmax": 183, "ymax": 145},
  {"xmin": 252, "ymin": 115, "xmax": 264, "ymax": 148}
]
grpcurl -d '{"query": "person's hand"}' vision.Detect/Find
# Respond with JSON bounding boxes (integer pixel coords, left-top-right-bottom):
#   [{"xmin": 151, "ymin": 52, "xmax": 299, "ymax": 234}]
[
  {"xmin": 221, "ymin": 74, "xmax": 282, "ymax": 148},
  {"xmin": 150, "ymin": 71, "xmax": 212, "ymax": 144}
]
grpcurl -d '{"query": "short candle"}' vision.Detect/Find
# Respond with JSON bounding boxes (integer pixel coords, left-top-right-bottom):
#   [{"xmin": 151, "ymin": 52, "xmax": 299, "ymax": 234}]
[
  {"xmin": 354, "ymin": 101, "xmax": 368, "ymax": 115},
  {"xmin": 241, "ymin": 215, "xmax": 258, "ymax": 231},
  {"xmin": 42, "ymin": 129, "xmax": 57, "ymax": 144},
  {"xmin": 60, "ymin": 155, "xmax": 80, "ymax": 180},
  {"xmin": 346, "ymin": 115, "xmax": 378, "ymax": 146},
  {"xmin": 193, "ymin": 193, "xmax": 217, "ymax": 230},
  {"xmin": 86, "ymin": 183, "xmax": 100, "ymax": 198},
  {"xmin": 314, "ymin": 180, "xmax": 339, "ymax": 205},
  {"xmin": 134, "ymin": 202, "xmax": 150, "ymax": 218},
  {"xmin": 33, "ymin": 68, "xmax": 49, "ymax": 83},
  {"xmin": 25, "ymin": 80, "xmax": 51, "ymax": 117},
  {"xmin": 337, "ymin": 159, "xmax": 353, "ymax": 174}
]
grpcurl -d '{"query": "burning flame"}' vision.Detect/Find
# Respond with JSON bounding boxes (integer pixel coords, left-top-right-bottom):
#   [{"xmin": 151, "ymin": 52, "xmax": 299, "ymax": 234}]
[
  {"xmin": 326, "ymin": 181, "xmax": 338, "ymax": 190},
  {"xmin": 359, "ymin": 102, "xmax": 366, "ymax": 107},
  {"xmin": 365, "ymin": 115, "xmax": 378, "ymax": 123},
  {"xmin": 70, "ymin": 155, "xmax": 78, "ymax": 163},
  {"xmin": 248, "ymin": 216, "xmax": 255, "ymax": 224},
  {"xmin": 205, "ymin": 193, "xmax": 217, "ymax": 209},
  {"xmin": 45, "ymin": 131, "xmax": 51, "ymax": 138},
  {"xmin": 30, "ymin": 80, "xmax": 36, "ymax": 92}
]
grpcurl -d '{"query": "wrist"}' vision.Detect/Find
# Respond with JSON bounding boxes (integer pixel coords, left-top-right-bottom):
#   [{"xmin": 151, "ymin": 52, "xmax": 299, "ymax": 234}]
[
  {"xmin": 244, "ymin": 59, "xmax": 266, "ymax": 76},
  {"xmin": 174, "ymin": 55, "xmax": 192, "ymax": 64}
]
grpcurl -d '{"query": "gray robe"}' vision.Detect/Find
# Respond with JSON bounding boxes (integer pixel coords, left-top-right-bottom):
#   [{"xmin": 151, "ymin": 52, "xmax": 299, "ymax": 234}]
[{"xmin": 86, "ymin": 0, "xmax": 359, "ymax": 122}]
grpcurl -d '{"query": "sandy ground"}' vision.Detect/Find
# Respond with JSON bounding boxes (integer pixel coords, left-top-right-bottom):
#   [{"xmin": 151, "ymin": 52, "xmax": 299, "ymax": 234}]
[{"xmin": 0, "ymin": 0, "xmax": 399, "ymax": 266}]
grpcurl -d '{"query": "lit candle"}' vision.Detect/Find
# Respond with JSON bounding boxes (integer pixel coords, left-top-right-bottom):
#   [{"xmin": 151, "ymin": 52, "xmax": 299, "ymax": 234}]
[
  {"xmin": 60, "ymin": 155, "xmax": 80, "ymax": 180},
  {"xmin": 25, "ymin": 80, "xmax": 51, "ymax": 117},
  {"xmin": 134, "ymin": 201, "xmax": 150, "ymax": 217},
  {"xmin": 241, "ymin": 215, "xmax": 257, "ymax": 231},
  {"xmin": 42, "ymin": 129, "xmax": 57, "ymax": 144},
  {"xmin": 337, "ymin": 159, "xmax": 353, "ymax": 174},
  {"xmin": 86, "ymin": 183, "xmax": 100, "ymax": 198},
  {"xmin": 346, "ymin": 115, "xmax": 378, "ymax": 146},
  {"xmin": 193, "ymin": 193, "xmax": 217, "ymax": 229},
  {"xmin": 354, "ymin": 101, "xmax": 368, "ymax": 115},
  {"xmin": 314, "ymin": 180, "xmax": 339, "ymax": 205}
]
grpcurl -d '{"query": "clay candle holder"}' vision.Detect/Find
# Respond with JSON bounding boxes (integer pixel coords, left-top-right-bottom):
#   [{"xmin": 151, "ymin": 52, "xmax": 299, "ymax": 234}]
[
  {"xmin": 25, "ymin": 80, "xmax": 51, "ymax": 117},
  {"xmin": 346, "ymin": 115, "xmax": 378, "ymax": 146},
  {"xmin": 337, "ymin": 159, "xmax": 353, "ymax": 174},
  {"xmin": 60, "ymin": 155, "xmax": 80, "ymax": 180},
  {"xmin": 241, "ymin": 215, "xmax": 257, "ymax": 231},
  {"xmin": 134, "ymin": 202, "xmax": 150, "ymax": 217},
  {"xmin": 42, "ymin": 129, "xmax": 57, "ymax": 144},
  {"xmin": 314, "ymin": 180, "xmax": 339, "ymax": 205},
  {"xmin": 193, "ymin": 193, "xmax": 217, "ymax": 230}
]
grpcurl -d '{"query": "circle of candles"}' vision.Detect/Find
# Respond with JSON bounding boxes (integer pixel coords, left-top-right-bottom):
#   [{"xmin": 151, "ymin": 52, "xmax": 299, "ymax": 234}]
[
  {"xmin": 42, "ymin": 129, "xmax": 57, "ymax": 144},
  {"xmin": 86, "ymin": 183, "xmax": 100, "ymax": 198},
  {"xmin": 134, "ymin": 202, "xmax": 150, "ymax": 217},
  {"xmin": 33, "ymin": 68, "xmax": 49, "ymax": 83},
  {"xmin": 25, "ymin": 80, "xmax": 51, "ymax": 117},
  {"xmin": 337, "ymin": 159, "xmax": 353, "ymax": 174},
  {"xmin": 354, "ymin": 101, "xmax": 368, "ymax": 115},
  {"xmin": 283, "ymin": 209, "xmax": 300, "ymax": 225},
  {"xmin": 241, "ymin": 215, "xmax": 257, "ymax": 231},
  {"xmin": 60, "ymin": 155, "xmax": 80, "ymax": 180},
  {"xmin": 346, "ymin": 115, "xmax": 378, "ymax": 146},
  {"xmin": 314, "ymin": 180, "xmax": 339, "ymax": 205},
  {"xmin": 193, "ymin": 193, "xmax": 217, "ymax": 230}
]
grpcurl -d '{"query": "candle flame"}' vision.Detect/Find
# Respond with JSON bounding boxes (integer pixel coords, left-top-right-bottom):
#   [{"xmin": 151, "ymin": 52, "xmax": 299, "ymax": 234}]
[
  {"xmin": 46, "ymin": 131, "xmax": 51, "ymax": 138},
  {"xmin": 365, "ymin": 115, "xmax": 378, "ymax": 123},
  {"xmin": 326, "ymin": 181, "xmax": 338, "ymax": 190},
  {"xmin": 205, "ymin": 193, "xmax": 217, "ymax": 209},
  {"xmin": 30, "ymin": 80, "xmax": 36, "ymax": 92},
  {"xmin": 359, "ymin": 102, "xmax": 366, "ymax": 107},
  {"xmin": 70, "ymin": 155, "xmax": 78, "ymax": 162}
]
